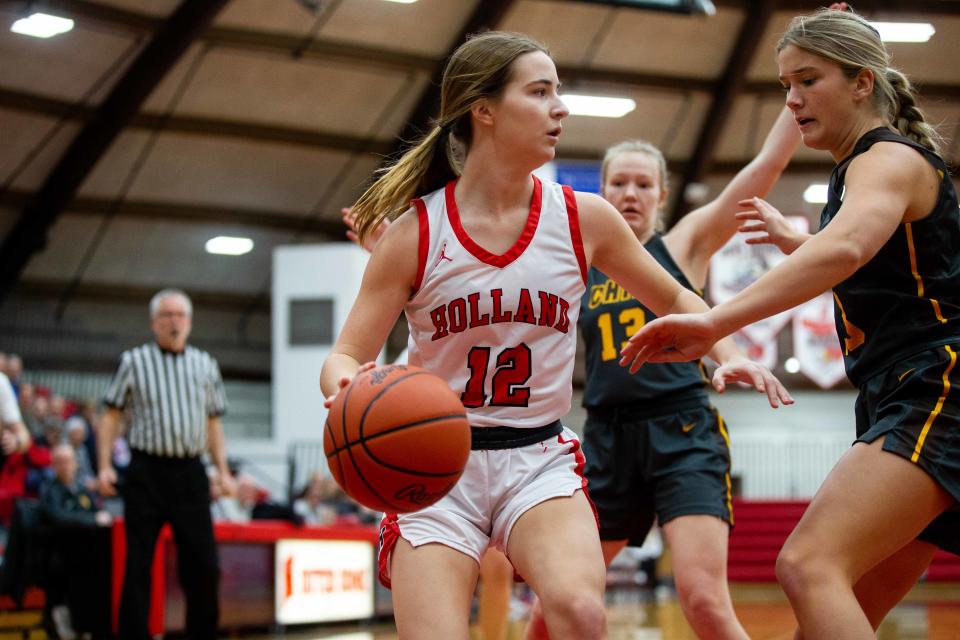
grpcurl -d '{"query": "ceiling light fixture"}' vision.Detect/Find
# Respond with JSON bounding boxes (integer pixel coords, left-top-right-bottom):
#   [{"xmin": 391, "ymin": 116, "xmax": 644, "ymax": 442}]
[
  {"xmin": 803, "ymin": 183, "xmax": 829, "ymax": 204},
  {"xmin": 562, "ymin": 94, "xmax": 636, "ymax": 118},
  {"xmin": 382, "ymin": 0, "xmax": 417, "ymax": 4},
  {"xmin": 205, "ymin": 236, "xmax": 254, "ymax": 256},
  {"xmin": 11, "ymin": 12, "xmax": 74, "ymax": 38},
  {"xmin": 575, "ymin": 0, "xmax": 715, "ymax": 15},
  {"xmin": 869, "ymin": 21, "xmax": 935, "ymax": 43}
]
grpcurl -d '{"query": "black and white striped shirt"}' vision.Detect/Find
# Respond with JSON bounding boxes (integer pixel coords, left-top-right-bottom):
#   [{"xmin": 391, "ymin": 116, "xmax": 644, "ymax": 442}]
[{"xmin": 104, "ymin": 343, "xmax": 227, "ymax": 458}]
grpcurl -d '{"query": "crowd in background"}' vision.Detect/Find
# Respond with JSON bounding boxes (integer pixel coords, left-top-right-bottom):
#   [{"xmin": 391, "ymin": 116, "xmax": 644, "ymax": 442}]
[
  {"xmin": 0, "ymin": 349, "xmax": 374, "ymax": 639},
  {"xmin": 0, "ymin": 349, "xmax": 373, "ymax": 537}
]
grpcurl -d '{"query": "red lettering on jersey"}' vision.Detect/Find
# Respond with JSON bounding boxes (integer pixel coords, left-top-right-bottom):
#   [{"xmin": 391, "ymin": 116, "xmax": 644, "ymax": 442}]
[
  {"xmin": 430, "ymin": 305, "xmax": 449, "ymax": 341},
  {"xmin": 448, "ymin": 297, "xmax": 467, "ymax": 333},
  {"xmin": 538, "ymin": 291, "xmax": 558, "ymax": 327},
  {"xmin": 514, "ymin": 288, "xmax": 536, "ymax": 324},
  {"xmin": 467, "ymin": 292, "xmax": 491, "ymax": 328},
  {"xmin": 555, "ymin": 297, "xmax": 571, "ymax": 333},
  {"xmin": 491, "ymin": 288, "xmax": 513, "ymax": 323},
  {"xmin": 430, "ymin": 290, "xmax": 573, "ymax": 340}
]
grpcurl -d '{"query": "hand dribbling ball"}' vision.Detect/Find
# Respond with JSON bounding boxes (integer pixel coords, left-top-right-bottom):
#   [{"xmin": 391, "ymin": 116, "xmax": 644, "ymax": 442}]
[{"xmin": 324, "ymin": 365, "xmax": 471, "ymax": 513}]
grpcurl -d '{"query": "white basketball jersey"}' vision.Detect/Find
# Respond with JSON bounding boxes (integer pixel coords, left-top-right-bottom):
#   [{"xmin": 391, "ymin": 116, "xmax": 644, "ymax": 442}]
[{"xmin": 405, "ymin": 176, "xmax": 587, "ymax": 429}]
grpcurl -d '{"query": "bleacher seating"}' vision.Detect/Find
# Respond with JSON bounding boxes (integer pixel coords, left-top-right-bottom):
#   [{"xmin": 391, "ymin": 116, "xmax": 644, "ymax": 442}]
[{"xmin": 728, "ymin": 500, "xmax": 960, "ymax": 582}]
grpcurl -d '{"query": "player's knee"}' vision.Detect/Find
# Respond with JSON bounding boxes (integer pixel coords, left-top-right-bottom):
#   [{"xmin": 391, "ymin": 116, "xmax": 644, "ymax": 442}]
[
  {"xmin": 676, "ymin": 577, "xmax": 727, "ymax": 624},
  {"xmin": 541, "ymin": 589, "xmax": 605, "ymax": 638},
  {"xmin": 776, "ymin": 541, "xmax": 829, "ymax": 598}
]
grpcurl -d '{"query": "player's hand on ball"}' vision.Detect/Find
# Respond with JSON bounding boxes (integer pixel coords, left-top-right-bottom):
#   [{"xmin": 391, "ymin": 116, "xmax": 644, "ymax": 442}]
[{"xmin": 323, "ymin": 361, "xmax": 377, "ymax": 408}]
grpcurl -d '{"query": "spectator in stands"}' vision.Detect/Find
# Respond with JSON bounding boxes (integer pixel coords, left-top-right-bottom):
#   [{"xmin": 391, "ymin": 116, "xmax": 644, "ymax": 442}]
[
  {"xmin": 24, "ymin": 394, "xmax": 50, "ymax": 439},
  {"xmin": 214, "ymin": 473, "xmax": 302, "ymax": 525},
  {"xmin": 39, "ymin": 419, "xmax": 63, "ymax": 449},
  {"xmin": 64, "ymin": 417, "xmax": 96, "ymax": 491},
  {"xmin": 292, "ymin": 472, "xmax": 339, "ymax": 525},
  {"xmin": 16, "ymin": 382, "xmax": 34, "ymax": 422},
  {"xmin": 49, "ymin": 395, "xmax": 68, "ymax": 422},
  {"xmin": 208, "ymin": 467, "xmax": 248, "ymax": 522},
  {"xmin": 294, "ymin": 471, "xmax": 378, "ymax": 526},
  {"xmin": 0, "ymin": 372, "xmax": 49, "ymax": 528},
  {"xmin": 70, "ymin": 399, "xmax": 99, "ymax": 475},
  {"xmin": 0, "ymin": 352, "xmax": 7, "ymax": 378},
  {"xmin": 40, "ymin": 444, "xmax": 112, "ymax": 640}
]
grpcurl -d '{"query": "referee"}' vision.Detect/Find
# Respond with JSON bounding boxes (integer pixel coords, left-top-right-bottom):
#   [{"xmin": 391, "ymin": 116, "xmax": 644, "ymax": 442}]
[{"xmin": 97, "ymin": 288, "xmax": 235, "ymax": 639}]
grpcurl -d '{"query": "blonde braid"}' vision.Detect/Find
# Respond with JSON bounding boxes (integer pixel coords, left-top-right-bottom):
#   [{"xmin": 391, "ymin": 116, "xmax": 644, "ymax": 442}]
[{"xmin": 886, "ymin": 68, "xmax": 943, "ymax": 155}]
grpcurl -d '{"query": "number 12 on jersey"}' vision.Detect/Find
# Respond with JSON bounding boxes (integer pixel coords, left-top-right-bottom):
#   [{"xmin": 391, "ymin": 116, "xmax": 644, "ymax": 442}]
[{"xmin": 461, "ymin": 344, "xmax": 532, "ymax": 408}]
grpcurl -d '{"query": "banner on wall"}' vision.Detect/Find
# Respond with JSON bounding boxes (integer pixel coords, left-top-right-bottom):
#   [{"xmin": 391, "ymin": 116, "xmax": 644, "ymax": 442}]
[
  {"xmin": 793, "ymin": 292, "xmax": 847, "ymax": 389},
  {"xmin": 275, "ymin": 539, "xmax": 375, "ymax": 624},
  {"xmin": 731, "ymin": 330, "xmax": 778, "ymax": 371},
  {"xmin": 709, "ymin": 216, "xmax": 810, "ymax": 344}
]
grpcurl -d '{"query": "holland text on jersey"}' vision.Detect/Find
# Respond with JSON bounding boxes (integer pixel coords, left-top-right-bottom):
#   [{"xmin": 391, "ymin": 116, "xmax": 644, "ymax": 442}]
[{"xmin": 429, "ymin": 288, "xmax": 572, "ymax": 341}]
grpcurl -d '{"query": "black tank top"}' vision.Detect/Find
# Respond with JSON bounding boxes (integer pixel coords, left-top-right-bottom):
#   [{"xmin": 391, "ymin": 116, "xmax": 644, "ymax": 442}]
[
  {"xmin": 823, "ymin": 127, "xmax": 960, "ymax": 385},
  {"xmin": 579, "ymin": 234, "xmax": 707, "ymax": 408}
]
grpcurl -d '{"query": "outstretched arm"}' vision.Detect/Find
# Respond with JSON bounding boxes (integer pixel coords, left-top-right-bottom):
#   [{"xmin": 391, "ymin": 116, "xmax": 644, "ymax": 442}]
[
  {"xmin": 580, "ymin": 191, "xmax": 791, "ymax": 405},
  {"xmin": 666, "ymin": 106, "xmax": 801, "ymax": 283},
  {"xmin": 622, "ymin": 143, "xmax": 922, "ymax": 368}
]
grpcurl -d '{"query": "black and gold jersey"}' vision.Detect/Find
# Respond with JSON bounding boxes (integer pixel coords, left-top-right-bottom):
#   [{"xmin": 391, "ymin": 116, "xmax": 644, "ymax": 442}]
[
  {"xmin": 823, "ymin": 127, "xmax": 960, "ymax": 386},
  {"xmin": 579, "ymin": 234, "xmax": 708, "ymax": 408}
]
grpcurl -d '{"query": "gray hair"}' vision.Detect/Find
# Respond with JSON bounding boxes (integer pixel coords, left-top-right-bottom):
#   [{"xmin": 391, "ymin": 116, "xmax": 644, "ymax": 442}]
[{"xmin": 149, "ymin": 288, "xmax": 193, "ymax": 318}]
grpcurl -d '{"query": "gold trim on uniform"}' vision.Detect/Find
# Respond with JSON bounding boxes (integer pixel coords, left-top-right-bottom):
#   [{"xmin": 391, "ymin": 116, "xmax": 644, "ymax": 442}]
[
  {"xmin": 717, "ymin": 413, "xmax": 734, "ymax": 525},
  {"xmin": 833, "ymin": 292, "xmax": 865, "ymax": 353},
  {"xmin": 905, "ymin": 223, "xmax": 948, "ymax": 324},
  {"xmin": 911, "ymin": 345, "xmax": 957, "ymax": 463}
]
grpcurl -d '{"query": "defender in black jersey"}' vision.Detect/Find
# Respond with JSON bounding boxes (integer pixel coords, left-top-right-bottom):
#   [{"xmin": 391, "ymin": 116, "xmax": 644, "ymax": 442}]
[
  {"xmin": 623, "ymin": 8, "xmax": 960, "ymax": 637},
  {"xmin": 527, "ymin": 109, "xmax": 799, "ymax": 640}
]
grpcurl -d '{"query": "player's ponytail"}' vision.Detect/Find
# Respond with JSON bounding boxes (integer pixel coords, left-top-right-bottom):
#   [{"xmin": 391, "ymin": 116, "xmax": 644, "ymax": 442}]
[
  {"xmin": 350, "ymin": 31, "xmax": 550, "ymax": 244},
  {"xmin": 886, "ymin": 68, "xmax": 942, "ymax": 154}
]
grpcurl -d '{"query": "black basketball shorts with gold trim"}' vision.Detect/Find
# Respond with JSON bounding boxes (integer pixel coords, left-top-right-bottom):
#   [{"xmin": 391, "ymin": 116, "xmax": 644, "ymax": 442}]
[
  {"xmin": 582, "ymin": 395, "xmax": 734, "ymax": 547},
  {"xmin": 855, "ymin": 342, "xmax": 960, "ymax": 555}
]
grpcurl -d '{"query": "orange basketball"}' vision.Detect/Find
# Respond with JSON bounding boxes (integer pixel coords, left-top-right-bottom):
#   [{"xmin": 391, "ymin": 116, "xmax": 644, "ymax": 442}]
[{"xmin": 324, "ymin": 364, "xmax": 471, "ymax": 513}]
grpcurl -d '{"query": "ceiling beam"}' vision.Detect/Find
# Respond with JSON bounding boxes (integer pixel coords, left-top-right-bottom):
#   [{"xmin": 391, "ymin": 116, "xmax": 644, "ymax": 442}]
[
  {"xmin": 0, "ymin": 0, "xmax": 231, "ymax": 304},
  {"xmin": 668, "ymin": 0, "xmax": 777, "ymax": 226},
  {"xmin": 13, "ymin": 279, "xmax": 270, "ymax": 313},
  {"xmin": 4, "ymin": 0, "xmax": 436, "ymax": 72},
  {"xmin": 0, "ymin": 87, "xmax": 394, "ymax": 154},
  {"xmin": 557, "ymin": 66, "xmax": 715, "ymax": 93},
  {"xmin": 389, "ymin": 0, "xmax": 517, "ymax": 162},
  {"xmin": 0, "ymin": 189, "xmax": 345, "ymax": 237}
]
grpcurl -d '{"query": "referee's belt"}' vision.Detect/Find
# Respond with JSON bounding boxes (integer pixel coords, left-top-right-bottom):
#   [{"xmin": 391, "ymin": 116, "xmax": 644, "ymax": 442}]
[{"xmin": 470, "ymin": 420, "xmax": 563, "ymax": 450}]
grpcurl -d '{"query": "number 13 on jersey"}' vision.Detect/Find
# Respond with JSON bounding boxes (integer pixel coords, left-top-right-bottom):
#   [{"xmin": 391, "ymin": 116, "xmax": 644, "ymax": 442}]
[{"xmin": 597, "ymin": 308, "xmax": 646, "ymax": 361}]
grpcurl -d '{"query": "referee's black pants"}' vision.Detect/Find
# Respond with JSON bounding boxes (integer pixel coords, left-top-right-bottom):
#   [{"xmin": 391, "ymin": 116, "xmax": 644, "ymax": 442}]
[{"xmin": 120, "ymin": 451, "xmax": 219, "ymax": 639}]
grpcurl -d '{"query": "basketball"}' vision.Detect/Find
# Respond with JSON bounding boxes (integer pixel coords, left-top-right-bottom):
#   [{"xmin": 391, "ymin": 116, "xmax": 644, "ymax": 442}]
[{"xmin": 323, "ymin": 364, "xmax": 471, "ymax": 513}]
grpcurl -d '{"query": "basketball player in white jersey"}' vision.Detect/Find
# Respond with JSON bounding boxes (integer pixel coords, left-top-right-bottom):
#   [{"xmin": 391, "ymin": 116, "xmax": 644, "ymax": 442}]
[{"xmin": 320, "ymin": 31, "xmax": 791, "ymax": 640}]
